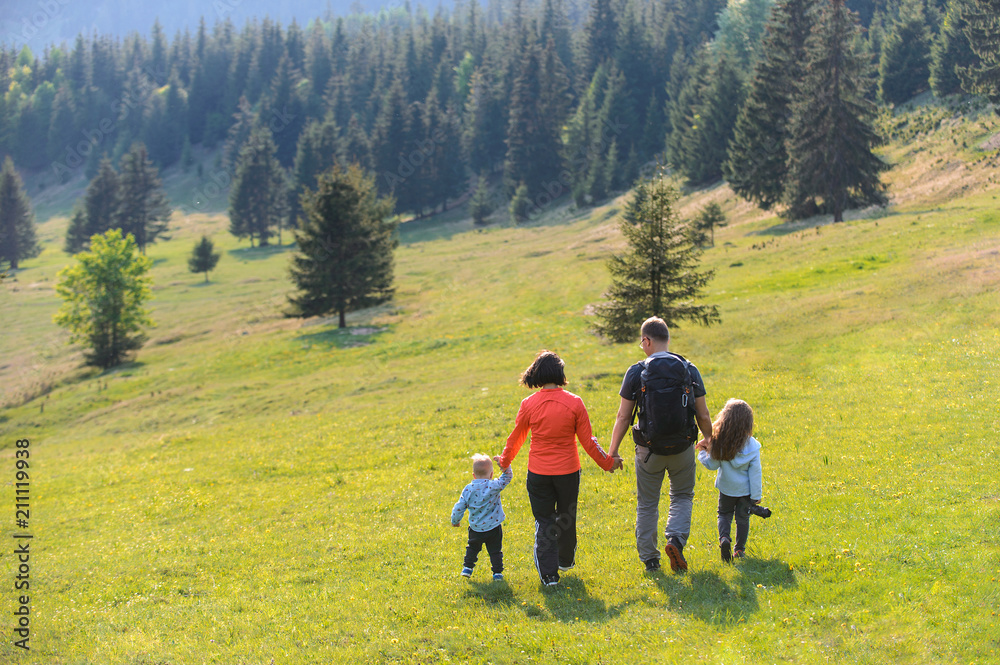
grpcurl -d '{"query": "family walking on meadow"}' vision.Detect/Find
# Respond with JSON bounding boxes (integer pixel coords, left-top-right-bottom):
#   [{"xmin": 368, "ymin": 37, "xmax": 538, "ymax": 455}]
[{"xmin": 451, "ymin": 316, "xmax": 772, "ymax": 586}]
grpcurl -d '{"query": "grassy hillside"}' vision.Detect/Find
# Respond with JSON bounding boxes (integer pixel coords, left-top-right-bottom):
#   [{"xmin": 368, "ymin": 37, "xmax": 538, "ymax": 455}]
[{"xmin": 1, "ymin": 101, "xmax": 999, "ymax": 664}]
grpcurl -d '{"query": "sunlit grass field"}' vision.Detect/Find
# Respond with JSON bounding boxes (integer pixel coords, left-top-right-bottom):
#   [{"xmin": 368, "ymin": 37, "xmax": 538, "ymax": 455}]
[{"xmin": 1, "ymin": 104, "xmax": 999, "ymax": 664}]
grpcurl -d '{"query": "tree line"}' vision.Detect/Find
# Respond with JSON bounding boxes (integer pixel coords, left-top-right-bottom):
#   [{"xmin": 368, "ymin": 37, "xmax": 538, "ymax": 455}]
[{"xmin": 0, "ymin": 0, "xmax": 994, "ymax": 229}]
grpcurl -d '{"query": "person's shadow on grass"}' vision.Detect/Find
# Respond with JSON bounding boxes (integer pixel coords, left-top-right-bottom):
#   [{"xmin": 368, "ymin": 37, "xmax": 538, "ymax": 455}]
[
  {"xmin": 650, "ymin": 557, "xmax": 796, "ymax": 626},
  {"xmin": 540, "ymin": 576, "xmax": 626, "ymax": 623}
]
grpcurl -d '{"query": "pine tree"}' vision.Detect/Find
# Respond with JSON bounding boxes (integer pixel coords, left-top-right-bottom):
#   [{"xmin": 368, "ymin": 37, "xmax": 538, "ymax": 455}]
[
  {"xmin": 54, "ymin": 228, "xmax": 153, "ymax": 369},
  {"xmin": 292, "ymin": 118, "xmax": 341, "ymax": 227},
  {"xmin": 65, "ymin": 207, "xmax": 90, "ymax": 255},
  {"xmin": 288, "ymin": 165, "xmax": 397, "ymax": 327},
  {"xmin": 118, "ymin": 143, "xmax": 172, "ymax": 254},
  {"xmin": 470, "ymin": 175, "xmax": 496, "ymax": 225},
  {"xmin": 509, "ymin": 182, "xmax": 533, "ymax": 223},
  {"xmin": 930, "ymin": 0, "xmax": 979, "ymax": 97},
  {"xmin": 695, "ymin": 202, "xmax": 727, "ymax": 246},
  {"xmin": 591, "ymin": 174, "xmax": 720, "ymax": 343},
  {"xmin": 188, "ymin": 235, "xmax": 221, "ymax": 282},
  {"xmin": 678, "ymin": 51, "xmax": 746, "ymax": 186},
  {"xmin": 725, "ymin": 0, "xmax": 817, "ymax": 210},
  {"xmin": 786, "ymin": 0, "xmax": 888, "ymax": 222},
  {"xmin": 229, "ymin": 129, "xmax": 287, "ymax": 247},
  {"xmin": 960, "ymin": 0, "xmax": 1000, "ymax": 110},
  {"xmin": 878, "ymin": 0, "xmax": 933, "ymax": 105},
  {"xmin": 73, "ymin": 156, "xmax": 122, "ymax": 253},
  {"xmin": 0, "ymin": 157, "xmax": 39, "ymax": 270}
]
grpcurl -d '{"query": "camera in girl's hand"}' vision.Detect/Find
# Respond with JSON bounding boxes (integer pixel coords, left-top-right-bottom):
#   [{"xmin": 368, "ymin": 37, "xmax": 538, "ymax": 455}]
[{"xmin": 748, "ymin": 504, "xmax": 772, "ymax": 518}]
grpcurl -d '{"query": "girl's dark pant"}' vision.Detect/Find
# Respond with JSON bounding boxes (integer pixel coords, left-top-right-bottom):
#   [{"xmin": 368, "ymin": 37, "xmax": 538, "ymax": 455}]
[{"xmin": 717, "ymin": 493, "xmax": 752, "ymax": 551}]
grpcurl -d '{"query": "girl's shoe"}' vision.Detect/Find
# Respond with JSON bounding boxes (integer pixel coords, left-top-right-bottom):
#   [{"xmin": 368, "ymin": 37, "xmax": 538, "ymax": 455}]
[
  {"xmin": 493, "ymin": 572, "xmax": 504, "ymax": 581},
  {"xmin": 720, "ymin": 537, "xmax": 732, "ymax": 563},
  {"xmin": 734, "ymin": 549, "xmax": 745, "ymax": 559},
  {"xmin": 461, "ymin": 567, "xmax": 474, "ymax": 577}
]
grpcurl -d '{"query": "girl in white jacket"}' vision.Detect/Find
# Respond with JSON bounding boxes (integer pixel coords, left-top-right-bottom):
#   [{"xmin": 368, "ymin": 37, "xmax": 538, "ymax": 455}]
[{"xmin": 696, "ymin": 399, "xmax": 771, "ymax": 562}]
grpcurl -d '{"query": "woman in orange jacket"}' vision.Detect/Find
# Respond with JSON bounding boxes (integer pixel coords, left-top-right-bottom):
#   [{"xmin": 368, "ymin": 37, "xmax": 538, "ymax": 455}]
[{"xmin": 497, "ymin": 350, "xmax": 620, "ymax": 587}]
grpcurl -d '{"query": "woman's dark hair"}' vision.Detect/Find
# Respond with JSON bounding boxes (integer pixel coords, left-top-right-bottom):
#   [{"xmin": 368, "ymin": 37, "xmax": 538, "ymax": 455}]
[
  {"xmin": 519, "ymin": 350, "xmax": 567, "ymax": 388},
  {"xmin": 709, "ymin": 399, "xmax": 754, "ymax": 462}
]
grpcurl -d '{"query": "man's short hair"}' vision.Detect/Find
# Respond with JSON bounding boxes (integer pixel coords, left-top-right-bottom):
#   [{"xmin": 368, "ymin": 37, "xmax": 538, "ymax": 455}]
[{"xmin": 640, "ymin": 317, "xmax": 670, "ymax": 343}]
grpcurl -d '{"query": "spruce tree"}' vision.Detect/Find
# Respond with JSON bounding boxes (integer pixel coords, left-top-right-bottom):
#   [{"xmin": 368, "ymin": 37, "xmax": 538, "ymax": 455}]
[
  {"xmin": 960, "ymin": 0, "xmax": 1000, "ymax": 110},
  {"xmin": 509, "ymin": 183, "xmax": 533, "ymax": 224},
  {"xmin": 292, "ymin": 118, "xmax": 341, "ymax": 227},
  {"xmin": 786, "ymin": 0, "xmax": 888, "ymax": 222},
  {"xmin": 591, "ymin": 174, "xmax": 720, "ymax": 343},
  {"xmin": 0, "ymin": 157, "xmax": 39, "ymax": 270},
  {"xmin": 695, "ymin": 202, "xmax": 727, "ymax": 246},
  {"xmin": 65, "ymin": 208, "xmax": 90, "ymax": 255},
  {"xmin": 288, "ymin": 165, "xmax": 397, "ymax": 328},
  {"xmin": 725, "ymin": 0, "xmax": 817, "ymax": 210},
  {"xmin": 678, "ymin": 50, "xmax": 745, "ymax": 186},
  {"xmin": 470, "ymin": 175, "xmax": 496, "ymax": 225},
  {"xmin": 930, "ymin": 0, "xmax": 979, "ymax": 97},
  {"xmin": 118, "ymin": 143, "xmax": 172, "ymax": 254},
  {"xmin": 72, "ymin": 156, "xmax": 122, "ymax": 254},
  {"xmin": 878, "ymin": 0, "xmax": 933, "ymax": 105},
  {"xmin": 188, "ymin": 235, "xmax": 221, "ymax": 282},
  {"xmin": 229, "ymin": 129, "xmax": 287, "ymax": 247}
]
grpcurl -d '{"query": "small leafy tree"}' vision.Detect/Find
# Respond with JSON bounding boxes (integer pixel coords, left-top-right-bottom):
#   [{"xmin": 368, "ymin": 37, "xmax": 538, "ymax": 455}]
[
  {"xmin": 0, "ymin": 157, "xmax": 39, "ymax": 270},
  {"xmin": 288, "ymin": 165, "xmax": 397, "ymax": 327},
  {"xmin": 188, "ymin": 235, "xmax": 221, "ymax": 282},
  {"xmin": 591, "ymin": 174, "xmax": 720, "ymax": 343},
  {"xmin": 469, "ymin": 175, "xmax": 496, "ymax": 225},
  {"xmin": 54, "ymin": 229, "xmax": 153, "ymax": 369}
]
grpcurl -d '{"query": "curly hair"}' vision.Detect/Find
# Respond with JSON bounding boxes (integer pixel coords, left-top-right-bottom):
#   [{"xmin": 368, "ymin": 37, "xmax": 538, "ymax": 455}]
[
  {"xmin": 709, "ymin": 399, "xmax": 754, "ymax": 462},
  {"xmin": 519, "ymin": 350, "xmax": 567, "ymax": 388}
]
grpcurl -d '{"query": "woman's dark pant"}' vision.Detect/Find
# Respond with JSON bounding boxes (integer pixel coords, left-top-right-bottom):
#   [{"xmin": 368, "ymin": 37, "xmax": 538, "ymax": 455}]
[
  {"xmin": 718, "ymin": 493, "xmax": 752, "ymax": 551},
  {"xmin": 526, "ymin": 470, "xmax": 580, "ymax": 579}
]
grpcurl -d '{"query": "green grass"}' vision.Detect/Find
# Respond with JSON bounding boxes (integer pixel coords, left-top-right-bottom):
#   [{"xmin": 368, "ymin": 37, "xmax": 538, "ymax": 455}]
[{"xmin": 1, "ymin": 103, "xmax": 1000, "ymax": 663}]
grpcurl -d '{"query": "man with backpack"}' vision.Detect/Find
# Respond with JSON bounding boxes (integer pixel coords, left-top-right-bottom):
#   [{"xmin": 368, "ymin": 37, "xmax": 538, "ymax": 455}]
[{"xmin": 607, "ymin": 317, "xmax": 714, "ymax": 573}]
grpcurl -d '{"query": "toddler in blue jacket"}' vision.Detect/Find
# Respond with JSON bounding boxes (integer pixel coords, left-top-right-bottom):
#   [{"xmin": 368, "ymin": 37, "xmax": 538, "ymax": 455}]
[
  {"xmin": 451, "ymin": 454, "xmax": 512, "ymax": 580},
  {"xmin": 696, "ymin": 399, "xmax": 772, "ymax": 562}
]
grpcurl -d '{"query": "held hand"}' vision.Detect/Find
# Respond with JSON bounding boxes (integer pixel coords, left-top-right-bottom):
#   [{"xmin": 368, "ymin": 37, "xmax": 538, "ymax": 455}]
[
  {"xmin": 492, "ymin": 455, "xmax": 509, "ymax": 470},
  {"xmin": 695, "ymin": 438, "xmax": 709, "ymax": 452},
  {"xmin": 611, "ymin": 455, "xmax": 624, "ymax": 472}
]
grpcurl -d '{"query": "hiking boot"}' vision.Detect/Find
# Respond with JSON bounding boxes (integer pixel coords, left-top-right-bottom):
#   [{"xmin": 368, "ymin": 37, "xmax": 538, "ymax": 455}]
[
  {"xmin": 644, "ymin": 558, "xmax": 661, "ymax": 572},
  {"xmin": 720, "ymin": 537, "xmax": 732, "ymax": 563},
  {"xmin": 664, "ymin": 538, "xmax": 688, "ymax": 572},
  {"xmin": 748, "ymin": 504, "xmax": 772, "ymax": 518},
  {"xmin": 461, "ymin": 567, "xmax": 473, "ymax": 578}
]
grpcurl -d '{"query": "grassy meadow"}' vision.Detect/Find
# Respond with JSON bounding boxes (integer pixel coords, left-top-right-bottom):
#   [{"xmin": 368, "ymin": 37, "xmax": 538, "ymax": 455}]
[{"xmin": 1, "ymin": 101, "xmax": 999, "ymax": 663}]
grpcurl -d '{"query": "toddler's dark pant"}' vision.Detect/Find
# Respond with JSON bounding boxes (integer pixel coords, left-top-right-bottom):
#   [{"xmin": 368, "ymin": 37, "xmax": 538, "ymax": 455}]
[
  {"xmin": 718, "ymin": 493, "xmax": 752, "ymax": 552},
  {"xmin": 464, "ymin": 525, "xmax": 503, "ymax": 573},
  {"xmin": 526, "ymin": 470, "xmax": 580, "ymax": 579}
]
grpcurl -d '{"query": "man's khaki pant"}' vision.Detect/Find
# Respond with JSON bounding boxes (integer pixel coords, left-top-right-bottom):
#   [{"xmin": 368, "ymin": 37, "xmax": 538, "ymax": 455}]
[{"xmin": 634, "ymin": 443, "xmax": 696, "ymax": 563}]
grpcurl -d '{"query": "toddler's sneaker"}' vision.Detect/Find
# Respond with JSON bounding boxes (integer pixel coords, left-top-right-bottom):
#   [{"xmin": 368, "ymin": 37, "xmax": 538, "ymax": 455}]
[
  {"xmin": 664, "ymin": 537, "xmax": 688, "ymax": 572},
  {"xmin": 644, "ymin": 558, "xmax": 661, "ymax": 572},
  {"xmin": 720, "ymin": 537, "xmax": 732, "ymax": 563},
  {"xmin": 461, "ymin": 567, "xmax": 473, "ymax": 578},
  {"xmin": 493, "ymin": 572, "xmax": 504, "ymax": 581}
]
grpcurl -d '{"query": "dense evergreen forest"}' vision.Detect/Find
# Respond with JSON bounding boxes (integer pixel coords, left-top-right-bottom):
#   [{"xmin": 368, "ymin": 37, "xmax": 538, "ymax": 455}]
[{"xmin": 0, "ymin": 0, "xmax": 996, "ymax": 227}]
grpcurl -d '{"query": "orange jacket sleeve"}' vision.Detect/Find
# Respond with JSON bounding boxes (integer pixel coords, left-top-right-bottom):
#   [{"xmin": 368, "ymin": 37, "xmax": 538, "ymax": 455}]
[
  {"xmin": 575, "ymin": 400, "xmax": 614, "ymax": 471},
  {"xmin": 499, "ymin": 398, "xmax": 530, "ymax": 469}
]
